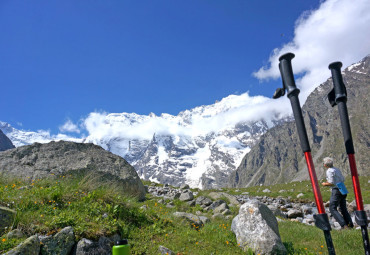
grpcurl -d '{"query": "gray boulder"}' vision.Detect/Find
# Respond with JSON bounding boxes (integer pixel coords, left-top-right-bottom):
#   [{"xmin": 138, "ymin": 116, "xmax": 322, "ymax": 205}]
[
  {"xmin": 0, "ymin": 141, "xmax": 146, "ymax": 200},
  {"xmin": 195, "ymin": 196, "xmax": 213, "ymax": 206},
  {"xmin": 0, "ymin": 206, "xmax": 16, "ymax": 235},
  {"xmin": 231, "ymin": 200, "xmax": 287, "ymax": 255},
  {"xmin": 4, "ymin": 235, "xmax": 40, "ymax": 255},
  {"xmin": 173, "ymin": 212, "xmax": 204, "ymax": 228},
  {"xmin": 179, "ymin": 191, "xmax": 194, "ymax": 201},
  {"xmin": 6, "ymin": 229, "xmax": 25, "ymax": 239},
  {"xmin": 40, "ymin": 226, "xmax": 75, "ymax": 255},
  {"xmin": 158, "ymin": 245, "xmax": 175, "ymax": 255},
  {"xmin": 208, "ymin": 192, "xmax": 240, "ymax": 205},
  {"xmin": 287, "ymin": 209, "xmax": 303, "ymax": 219},
  {"xmin": 73, "ymin": 237, "xmax": 112, "ymax": 255}
]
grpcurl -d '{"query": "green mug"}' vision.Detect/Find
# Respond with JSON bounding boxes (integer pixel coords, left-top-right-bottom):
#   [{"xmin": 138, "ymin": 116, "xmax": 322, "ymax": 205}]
[{"xmin": 112, "ymin": 239, "xmax": 130, "ymax": 255}]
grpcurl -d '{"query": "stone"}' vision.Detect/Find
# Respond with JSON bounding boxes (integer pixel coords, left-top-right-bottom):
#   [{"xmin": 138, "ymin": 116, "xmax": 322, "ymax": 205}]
[
  {"xmin": 187, "ymin": 200, "xmax": 196, "ymax": 207},
  {"xmin": 213, "ymin": 203, "xmax": 229, "ymax": 214},
  {"xmin": 173, "ymin": 212, "xmax": 202, "ymax": 228},
  {"xmin": 179, "ymin": 184, "xmax": 190, "ymax": 190},
  {"xmin": 263, "ymin": 189, "xmax": 271, "ymax": 193},
  {"xmin": 179, "ymin": 191, "xmax": 194, "ymax": 201},
  {"xmin": 231, "ymin": 200, "xmax": 287, "ymax": 255},
  {"xmin": 4, "ymin": 235, "xmax": 40, "ymax": 255},
  {"xmin": 297, "ymin": 193, "xmax": 304, "ymax": 198},
  {"xmin": 159, "ymin": 245, "xmax": 175, "ymax": 255},
  {"xmin": 301, "ymin": 205, "xmax": 313, "ymax": 215},
  {"xmin": 0, "ymin": 141, "xmax": 146, "ymax": 200},
  {"xmin": 6, "ymin": 229, "xmax": 25, "ymax": 239},
  {"xmin": 267, "ymin": 205, "xmax": 286, "ymax": 218},
  {"xmin": 208, "ymin": 192, "xmax": 240, "ymax": 205},
  {"xmin": 287, "ymin": 209, "xmax": 303, "ymax": 219},
  {"xmin": 212, "ymin": 213, "xmax": 224, "ymax": 220},
  {"xmin": 221, "ymin": 209, "xmax": 232, "ymax": 215},
  {"xmin": 209, "ymin": 200, "xmax": 227, "ymax": 210},
  {"xmin": 348, "ymin": 200, "xmax": 357, "ymax": 212},
  {"xmin": 195, "ymin": 196, "xmax": 213, "ymax": 206},
  {"xmin": 199, "ymin": 216, "xmax": 210, "ymax": 225},
  {"xmin": 0, "ymin": 206, "xmax": 16, "ymax": 235},
  {"xmin": 40, "ymin": 226, "xmax": 75, "ymax": 255},
  {"xmin": 73, "ymin": 237, "xmax": 112, "ymax": 255}
]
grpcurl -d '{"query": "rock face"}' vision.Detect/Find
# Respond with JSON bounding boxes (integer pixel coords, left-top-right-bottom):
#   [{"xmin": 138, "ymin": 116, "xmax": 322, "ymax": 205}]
[
  {"xmin": 0, "ymin": 141, "xmax": 146, "ymax": 200},
  {"xmin": 231, "ymin": 200, "xmax": 287, "ymax": 255},
  {"xmin": 229, "ymin": 55, "xmax": 370, "ymax": 188},
  {"xmin": 3, "ymin": 235, "xmax": 40, "ymax": 255},
  {"xmin": 0, "ymin": 206, "xmax": 16, "ymax": 235},
  {"xmin": 0, "ymin": 130, "xmax": 14, "ymax": 152}
]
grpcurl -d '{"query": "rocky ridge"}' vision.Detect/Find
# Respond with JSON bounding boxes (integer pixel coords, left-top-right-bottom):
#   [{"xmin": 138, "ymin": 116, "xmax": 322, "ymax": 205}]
[{"xmin": 0, "ymin": 130, "xmax": 14, "ymax": 152}]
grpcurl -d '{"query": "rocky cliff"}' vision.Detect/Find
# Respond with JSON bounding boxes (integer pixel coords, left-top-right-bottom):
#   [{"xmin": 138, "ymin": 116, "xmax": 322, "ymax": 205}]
[
  {"xmin": 0, "ymin": 129, "xmax": 15, "ymax": 151},
  {"xmin": 229, "ymin": 55, "xmax": 370, "ymax": 188},
  {"xmin": 0, "ymin": 141, "xmax": 146, "ymax": 200}
]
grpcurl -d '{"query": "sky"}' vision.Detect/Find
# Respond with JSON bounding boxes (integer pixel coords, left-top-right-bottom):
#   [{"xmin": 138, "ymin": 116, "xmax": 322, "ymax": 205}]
[{"xmin": 1, "ymin": 0, "xmax": 369, "ymax": 138}]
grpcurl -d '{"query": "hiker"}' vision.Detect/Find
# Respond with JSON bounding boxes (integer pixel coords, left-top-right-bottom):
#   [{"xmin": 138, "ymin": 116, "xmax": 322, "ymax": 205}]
[{"xmin": 321, "ymin": 157, "xmax": 354, "ymax": 229}]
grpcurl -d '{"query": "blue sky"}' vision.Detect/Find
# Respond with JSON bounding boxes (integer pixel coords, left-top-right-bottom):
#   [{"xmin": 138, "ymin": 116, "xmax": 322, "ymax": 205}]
[{"xmin": 1, "ymin": 0, "xmax": 369, "ymax": 136}]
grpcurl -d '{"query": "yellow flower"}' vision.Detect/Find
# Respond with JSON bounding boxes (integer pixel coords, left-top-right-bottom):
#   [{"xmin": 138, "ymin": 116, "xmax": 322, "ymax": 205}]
[
  {"xmin": 2, "ymin": 238, "xmax": 6, "ymax": 242},
  {"xmin": 320, "ymin": 245, "xmax": 324, "ymax": 248},
  {"xmin": 226, "ymin": 241, "xmax": 229, "ymax": 245}
]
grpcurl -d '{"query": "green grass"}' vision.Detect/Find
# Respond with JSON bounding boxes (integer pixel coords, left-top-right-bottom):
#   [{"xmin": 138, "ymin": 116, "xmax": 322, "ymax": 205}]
[{"xmin": 1, "ymin": 174, "xmax": 369, "ymax": 254}]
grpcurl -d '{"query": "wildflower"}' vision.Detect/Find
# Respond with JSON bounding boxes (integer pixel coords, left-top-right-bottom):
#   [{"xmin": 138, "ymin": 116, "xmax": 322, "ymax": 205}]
[
  {"xmin": 226, "ymin": 241, "xmax": 229, "ymax": 245},
  {"xmin": 2, "ymin": 238, "xmax": 6, "ymax": 242},
  {"xmin": 40, "ymin": 215, "xmax": 43, "ymax": 217},
  {"xmin": 196, "ymin": 242, "xmax": 198, "ymax": 245},
  {"xmin": 320, "ymin": 245, "xmax": 324, "ymax": 248}
]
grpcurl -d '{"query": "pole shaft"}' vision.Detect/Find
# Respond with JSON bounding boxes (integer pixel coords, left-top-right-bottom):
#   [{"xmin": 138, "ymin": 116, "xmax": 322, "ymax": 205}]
[
  {"xmin": 304, "ymin": 152, "xmax": 325, "ymax": 214},
  {"xmin": 348, "ymin": 154, "xmax": 364, "ymax": 211}
]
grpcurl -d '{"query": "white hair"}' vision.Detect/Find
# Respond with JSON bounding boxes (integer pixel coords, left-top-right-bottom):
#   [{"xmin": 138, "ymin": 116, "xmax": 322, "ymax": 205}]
[{"xmin": 323, "ymin": 157, "xmax": 334, "ymax": 167}]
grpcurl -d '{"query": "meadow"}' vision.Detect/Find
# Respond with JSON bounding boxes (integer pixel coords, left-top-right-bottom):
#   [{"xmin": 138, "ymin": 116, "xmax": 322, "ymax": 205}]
[{"xmin": 1, "ymin": 174, "xmax": 369, "ymax": 254}]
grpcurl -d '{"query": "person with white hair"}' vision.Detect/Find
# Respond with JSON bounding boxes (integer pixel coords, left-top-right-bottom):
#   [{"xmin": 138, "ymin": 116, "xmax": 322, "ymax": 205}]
[{"xmin": 321, "ymin": 157, "xmax": 353, "ymax": 229}]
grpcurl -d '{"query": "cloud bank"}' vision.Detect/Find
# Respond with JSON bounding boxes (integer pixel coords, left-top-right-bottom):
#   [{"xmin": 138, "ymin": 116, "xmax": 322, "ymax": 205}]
[
  {"xmin": 82, "ymin": 92, "xmax": 291, "ymax": 141},
  {"xmin": 254, "ymin": 0, "xmax": 370, "ymax": 99}
]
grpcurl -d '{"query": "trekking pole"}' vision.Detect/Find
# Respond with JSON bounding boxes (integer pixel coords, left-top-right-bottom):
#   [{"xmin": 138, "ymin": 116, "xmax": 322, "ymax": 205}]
[
  {"xmin": 328, "ymin": 62, "xmax": 369, "ymax": 255},
  {"xmin": 273, "ymin": 53, "xmax": 336, "ymax": 255}
]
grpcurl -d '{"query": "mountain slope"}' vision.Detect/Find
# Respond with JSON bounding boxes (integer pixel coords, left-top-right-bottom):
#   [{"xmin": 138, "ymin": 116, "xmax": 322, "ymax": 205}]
[
  {"xmin": 0, "ymin": 129, "xmax": 15, "ymax": 151},
  {"xmin": 229, "ymin": 55, "xmax": 370, "ymax": 188}
]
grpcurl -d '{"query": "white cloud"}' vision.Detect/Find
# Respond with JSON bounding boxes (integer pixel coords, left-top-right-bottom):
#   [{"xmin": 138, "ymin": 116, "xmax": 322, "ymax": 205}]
[
  {"xmin": 82, "ymin": 92, "xmax": 292, "ymax": 141},
  {"xmin": 254, "ymin": 0, "xmax": 370, "ymax": 100},
  {"xmin": 59, "ymin": 119, "xmax": 81, "ymax": 133}
]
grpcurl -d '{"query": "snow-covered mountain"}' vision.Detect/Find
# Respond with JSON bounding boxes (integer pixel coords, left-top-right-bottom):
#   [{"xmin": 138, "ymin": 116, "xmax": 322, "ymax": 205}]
[{"xmin": 1, "ymin": 92, "xmax": 291, "ymax": 189}]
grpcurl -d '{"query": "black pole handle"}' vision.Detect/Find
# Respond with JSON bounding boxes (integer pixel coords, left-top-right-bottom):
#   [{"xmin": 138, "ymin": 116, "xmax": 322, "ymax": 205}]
[
  {"xmin": 279, "ymin": 53, "xmax": 311, "ymax": 153},
  {"xmin": 328, "ymin": 62, "xmax": 355, "ymax": 154}
]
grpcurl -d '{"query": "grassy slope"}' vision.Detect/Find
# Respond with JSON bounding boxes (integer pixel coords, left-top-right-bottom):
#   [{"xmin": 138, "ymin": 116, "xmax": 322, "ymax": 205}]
[{"xmin": 1, "ymin": 174, "xmax": 369, "ymax": 254}]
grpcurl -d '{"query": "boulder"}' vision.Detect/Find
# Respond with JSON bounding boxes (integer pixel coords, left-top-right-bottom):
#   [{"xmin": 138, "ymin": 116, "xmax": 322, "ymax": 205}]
[
  {"xmin": 173, "ymin": 212, "xmax": 204, "ymax": 228},
  {"xmin": 0, "ymin": 141, "xmax": 146, "ymax": 200},
  {"xmin": 73, "ymin": 237, "xmax": 112, "ymax": 255},
  {"xmin": 4, "ymin": 235, "xmax": 40, "ymax": 255},
  {"xmin": 195, "ymin": 196, "xmax": 213, "ymax": 206},
  {"xmin": 179, "ymin": 191, "xmax": 194, "ymax": 201},
  {"xmin": 208, "ymin": 192, "xmax": 240, "ymax": 205},
  {"xmin": 179, "ymin": 184, "xmax": 190, "ymax": 190},
  {"xmin": 287, "ymin": 209, "xmax": 303, "ymax": 219},
  {"xmin": 0, "ymin": 206, "xmax": 16, "ymax": 235},
  {"xmin": 231, "ymin": 200, "xmax": 287, "ymax": 255},
  {"xmin": 40, "ymin": 226, "xmax": 75, "ymax": 255},
  {"xmin": 158, "ymin": 245, "xmax": 175, "ymax": 255}
]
